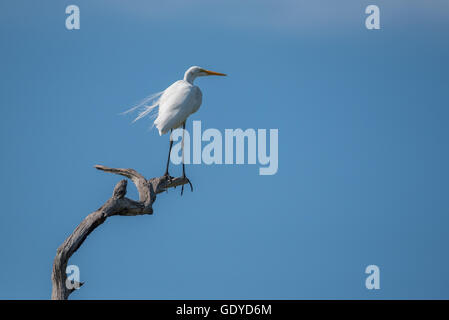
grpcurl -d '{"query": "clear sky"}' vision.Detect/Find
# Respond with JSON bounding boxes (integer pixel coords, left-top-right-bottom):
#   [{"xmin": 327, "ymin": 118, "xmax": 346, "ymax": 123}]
[{"xmin": 0, "ymin": 0, "xmax": 448, "ymax": 299}]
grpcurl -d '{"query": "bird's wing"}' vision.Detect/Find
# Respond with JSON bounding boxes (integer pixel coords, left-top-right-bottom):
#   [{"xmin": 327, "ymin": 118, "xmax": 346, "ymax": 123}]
[{"xmin": 154, "ymin": 81, "xmax": 202, "ymax": 135}]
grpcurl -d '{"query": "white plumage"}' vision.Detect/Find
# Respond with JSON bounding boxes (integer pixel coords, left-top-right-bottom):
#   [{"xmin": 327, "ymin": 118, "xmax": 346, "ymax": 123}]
[
  {"xmin": 154, "ymin": 80, "xmax": 202, "ymax": 135},
  {"xmin": 123, "ymin": 66, "xmax": 226, "ymax": 194},
  {"xmin": 125, "ymin": 66, "xmax": 226, "ymax": 135}
]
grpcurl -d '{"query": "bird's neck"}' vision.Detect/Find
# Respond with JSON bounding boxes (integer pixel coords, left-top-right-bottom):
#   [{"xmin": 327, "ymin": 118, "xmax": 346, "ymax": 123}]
[{"xmin": 184, "ymin": 71, "xmax": 196, "ymax": 84}]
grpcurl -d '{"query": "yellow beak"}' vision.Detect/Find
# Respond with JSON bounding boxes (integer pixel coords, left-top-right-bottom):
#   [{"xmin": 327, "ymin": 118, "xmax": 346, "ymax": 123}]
[{"xmin": 202, "ymin": 69, "xmax": 227, "ymax": 76}]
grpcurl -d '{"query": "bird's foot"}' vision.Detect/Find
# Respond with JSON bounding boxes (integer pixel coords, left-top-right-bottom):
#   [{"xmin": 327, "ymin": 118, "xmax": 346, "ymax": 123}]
[
  {"xmin": 163, "ymin": 172, "xmax": 174, "ymax": 186},
  {"xmin": 181, "ymin": 176, "xmax": 193, "ymax": 196}
]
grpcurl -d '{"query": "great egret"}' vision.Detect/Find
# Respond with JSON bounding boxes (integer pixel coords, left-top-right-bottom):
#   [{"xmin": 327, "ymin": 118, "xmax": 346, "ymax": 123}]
[{"xmin": 125, "ymin": 66, "xmax": 226, "ymax": 194}]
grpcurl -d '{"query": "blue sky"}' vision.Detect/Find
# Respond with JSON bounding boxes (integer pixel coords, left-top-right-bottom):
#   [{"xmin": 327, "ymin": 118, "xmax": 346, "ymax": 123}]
[{"xmin": 0, "ymin": 0, "xmax": 448, "ymax": 299}]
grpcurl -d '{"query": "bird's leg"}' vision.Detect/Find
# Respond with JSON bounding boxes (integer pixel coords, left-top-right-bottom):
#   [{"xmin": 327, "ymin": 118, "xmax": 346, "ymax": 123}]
[
  {"xmin": 164, "ymin": 129, "xmax": 174, "ymax": 183},
  {"xmin": 181, "ymin": 122, "xmax": 193, "ymax": 196},
  {"xmin": 181, "ymin": 163, "xmax": 193, "ymax": 195}
]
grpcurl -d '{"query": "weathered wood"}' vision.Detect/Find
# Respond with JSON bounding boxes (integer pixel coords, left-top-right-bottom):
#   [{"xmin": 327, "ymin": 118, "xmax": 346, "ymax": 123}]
[{"xmin": 51, "ymin": 165, "xmax": 188, "ymax": 300}]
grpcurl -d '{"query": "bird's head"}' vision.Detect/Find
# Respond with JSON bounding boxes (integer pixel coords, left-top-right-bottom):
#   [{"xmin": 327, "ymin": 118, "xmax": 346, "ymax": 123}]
[{"xmin": 184, "ymin": 66, "xmax": 226, "ymax": 83}]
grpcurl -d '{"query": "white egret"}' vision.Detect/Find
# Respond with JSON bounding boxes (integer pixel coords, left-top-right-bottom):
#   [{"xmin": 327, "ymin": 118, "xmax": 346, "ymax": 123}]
[{"xmin": 124, "ymin": 66, "xmax": 226, "ymax": 194}]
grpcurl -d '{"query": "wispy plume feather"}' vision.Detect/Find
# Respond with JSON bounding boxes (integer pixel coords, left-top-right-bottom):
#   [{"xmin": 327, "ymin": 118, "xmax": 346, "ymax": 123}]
[{"xmin": 121, "ymin": 91, "xmax": 164, "ymax": 123}]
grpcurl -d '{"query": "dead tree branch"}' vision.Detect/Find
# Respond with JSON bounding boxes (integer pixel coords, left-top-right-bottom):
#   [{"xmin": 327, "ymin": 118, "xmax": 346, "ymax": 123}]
[{"xmin": 51, "ymin": 165, "xmax": 188, "ymax": 300}]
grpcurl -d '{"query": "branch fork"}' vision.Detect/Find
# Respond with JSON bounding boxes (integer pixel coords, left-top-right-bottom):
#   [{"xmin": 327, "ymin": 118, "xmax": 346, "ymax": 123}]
[{"xmin": 51, "ymin": 165, "xmax": 189, "ymax": 300}]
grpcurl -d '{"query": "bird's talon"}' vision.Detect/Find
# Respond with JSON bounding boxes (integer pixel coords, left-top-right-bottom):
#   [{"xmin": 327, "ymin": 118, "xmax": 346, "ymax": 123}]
[
  {"xmin": 163, "ymin": 173, "xmax": 174, "ymax": 183},
  {"xmin": 181, "ymin": 176, "xmax": 193, "ymax": 196}
]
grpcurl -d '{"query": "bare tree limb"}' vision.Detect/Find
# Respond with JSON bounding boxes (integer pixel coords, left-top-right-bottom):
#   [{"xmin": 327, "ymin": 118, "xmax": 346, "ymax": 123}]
[{"xmin": 51, "ymin": 165, "xmax": 188, "ymax": 300}]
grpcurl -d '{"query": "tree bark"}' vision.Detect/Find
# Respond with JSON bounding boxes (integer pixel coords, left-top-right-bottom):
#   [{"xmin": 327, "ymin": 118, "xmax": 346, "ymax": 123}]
[{"xmin": 51, "ymin": 165, "xmax": 188, "ymax": 300}]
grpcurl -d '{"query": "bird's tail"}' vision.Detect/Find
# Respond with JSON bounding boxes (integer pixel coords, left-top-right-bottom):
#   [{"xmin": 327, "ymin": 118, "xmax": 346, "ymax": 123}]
[{"xmin": 121, "ymin": 91, "xmax": 164, "ymax": 123}]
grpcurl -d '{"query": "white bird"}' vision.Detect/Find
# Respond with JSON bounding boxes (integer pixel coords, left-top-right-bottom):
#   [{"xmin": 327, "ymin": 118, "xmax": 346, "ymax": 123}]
[{"xmin": 124, "ymin": 66, "xmax": 226, "ymax": 194}]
